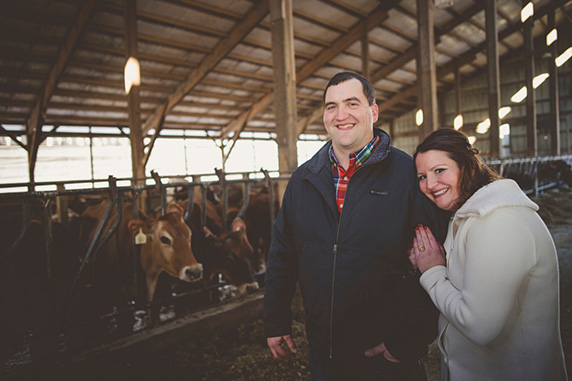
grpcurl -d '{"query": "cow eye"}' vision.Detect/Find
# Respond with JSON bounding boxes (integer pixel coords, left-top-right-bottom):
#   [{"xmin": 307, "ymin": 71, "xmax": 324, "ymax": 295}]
[{"xmin": 160, "ymin": 236, "xmax": 171, "ymax": 245}]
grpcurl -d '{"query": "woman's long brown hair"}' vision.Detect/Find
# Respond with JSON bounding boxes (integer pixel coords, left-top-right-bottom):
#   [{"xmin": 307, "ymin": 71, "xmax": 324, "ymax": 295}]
[{"xmin": 414, "ymin": 128, "xmax": 501, "ymax": 209}]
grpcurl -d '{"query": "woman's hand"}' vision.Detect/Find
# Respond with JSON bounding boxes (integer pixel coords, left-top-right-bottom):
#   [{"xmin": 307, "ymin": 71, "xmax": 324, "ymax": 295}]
[{"xmin": 413, "ymin": 225, "xmax": 446, "ymax": 273}]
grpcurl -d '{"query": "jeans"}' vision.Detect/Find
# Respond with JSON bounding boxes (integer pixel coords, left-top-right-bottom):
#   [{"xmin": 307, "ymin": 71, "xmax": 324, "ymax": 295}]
[{"xmin": 309, "ymin": 348, "xmax": 427, "ymax": 381}]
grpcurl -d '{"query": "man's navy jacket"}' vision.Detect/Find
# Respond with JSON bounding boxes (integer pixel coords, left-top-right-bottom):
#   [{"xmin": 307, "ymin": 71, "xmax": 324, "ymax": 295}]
[{"xmin": 264, "ymin": 128, "xmax": 450, "ymax": 362}]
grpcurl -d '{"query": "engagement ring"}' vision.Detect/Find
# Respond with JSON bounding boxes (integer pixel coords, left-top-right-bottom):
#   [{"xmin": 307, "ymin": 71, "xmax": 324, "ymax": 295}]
[{"xmin": 419, "ymin": 245, "xmax": 426, "ymax": 252}]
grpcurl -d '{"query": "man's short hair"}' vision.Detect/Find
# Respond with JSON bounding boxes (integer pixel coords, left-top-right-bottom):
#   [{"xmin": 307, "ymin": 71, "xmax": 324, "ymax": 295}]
[{"xmin": 323, "ymin": 71, "xmax": 376, "ymax": 106}]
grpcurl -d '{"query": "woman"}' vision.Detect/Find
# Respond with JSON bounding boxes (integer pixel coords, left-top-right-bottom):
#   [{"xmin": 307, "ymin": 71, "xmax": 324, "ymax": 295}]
[{"xmin": 411, "ymin": 128, "xmax": 567, "ymax": 380}]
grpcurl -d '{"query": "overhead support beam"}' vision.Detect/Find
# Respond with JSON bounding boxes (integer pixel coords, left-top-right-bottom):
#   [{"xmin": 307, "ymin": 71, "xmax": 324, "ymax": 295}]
[
  {"xmin": 296, "ymin": 2, "xmax": 394, "ymax": 83},
  {"xmin": 485, "ymin": 0, "xmax": 501, "ymax": 157},
  {"xmin": 523, "ymin": 0, "xmax": 537, "ymax": 156},
  {"xmin": 220, "ymin": 93, "xmax": 273, "ymax": 140},
  {"xmin": 25, "ymin": 0, "xmax": 98, "ymax": 188},
  {"xmin": 298, "ymin": 107, "xmax": 323, "ymax": 136},
  {"xmin": 371, "ymin": 1, "xmax": 483, "ymax": 86},
  {"xmin": 270, "ymin": 0, "xmax": 298, "ymax": 202},
  {"xmin": 454, "ymin": 67, "xmax": 462, "ymax": 121},
  {"xmin": 142, "ymin": 0, "xmax": 269, "ymax": 136},
  {"xmin": 0, "ymin": 124, "xmax": 27, "ymax": 150},
  {"xmin": 417, "ymin": 0, "xmax": 438, "ymax": 138},
  {"xmin": 124, "ymin": 0, "xmax": 145, "ymax": 183},
  {"xmin": 220, "ymin": 1, "xmax": 398, "ymax": 140},
  {"xmin": 361, "ymin": 23, "xmax": 370, "ymax": 78},
  {"xmin": 548, "ymin": 10, "xmax": 560, "ymax": 155},
  {"xmin": 379, "ymin": 0, "xmax": 563, "ymax": 118}
]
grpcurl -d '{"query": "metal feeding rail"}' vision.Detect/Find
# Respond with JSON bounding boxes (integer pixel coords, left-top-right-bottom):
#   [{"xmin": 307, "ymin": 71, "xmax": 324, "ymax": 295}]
[
  {"xmin": 485, "ymin": 154, "xmax": 572, "ymax": 196},
  {"xmin": 0, "ymin": 169, "xmax": 289, "ymax": 372}
]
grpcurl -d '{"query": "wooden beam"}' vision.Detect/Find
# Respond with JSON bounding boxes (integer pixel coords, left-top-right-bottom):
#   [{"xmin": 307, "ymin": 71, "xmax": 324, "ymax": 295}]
[
  {"xmin": 270, "ymin": 0, "xmax": 298, "ymax": 176},
  {"xmin": 27, "ymin": 0, "xmax": 97, "ymax": 133},
  {"xmin": 297, "ymin": 106, "xmax": 323, "ymax": 136},
  {"xmin": 296, "ymin": 2, "xmax": 396, "ymax": 83},
  {"xmin": 142, "ymin": 0, "xmax": 269, "ymax": 136},
  {"xmin": 486, "ymin": 0, "xmax": 501, "ymax": 157},
  {"xmin": 454, "ymin": 67, "xmax": 462, "ymax": 128},
  {"xmin": 523, "ymin": 0, "xmax": 537, "ymax": 156},
  {"xmin": 548, "ymin": 10, "xmax": 560, "ymax": 155},
  {"xmin": 0, "ymin": 124, "xmax": 27, "ymax": 150},
  {"xmin": 103, "ymin": 2, "xmax": 227, "ymax": 38},
  {"xmin": 220, "ymin": 1, "xmax": 399, "ymax": 139},
  {"xmin": 417, "ymin": 0, "xmax": 438, "ymax": 136},
  {"xmin": 219, "ymin": 93, "xmax": 273, "ymax": 138},
  {"xmin": 124, "ymin": 0, "xmax": 146, "ymax": 181},
  {"xmin": 371, "ymin": 1, "xmax": 484, "ymax": 85},
  {"xmin": 378, "ymin": 0, "xmax": 563, "ymax": 118},
  {"xmin": 361, "ymin": 23, "xmax": 370, "ymax": 78},
  {"xmin": 26, "ymin": 0, "xmax": 98, "ymax": 188}
]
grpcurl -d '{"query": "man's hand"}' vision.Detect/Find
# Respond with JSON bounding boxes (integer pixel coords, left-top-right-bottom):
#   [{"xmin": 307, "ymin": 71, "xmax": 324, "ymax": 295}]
[
  {"xmin": 267, "ymin": 335, "xmax": 298, "ymax": 359},
  {"xmin": 364, "ymin": 342, "xmax": 402, "ymax": 363}
]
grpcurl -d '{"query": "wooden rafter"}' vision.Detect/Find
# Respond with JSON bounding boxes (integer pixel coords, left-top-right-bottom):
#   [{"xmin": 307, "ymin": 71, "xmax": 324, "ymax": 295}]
[
  {"xmin": 25, "ymin": 0, "xmax": 98, "ymax": 187},
  {"xmin": 377, "ymin": 0, "xmax": 568, "ymax": 116},
  {"xmin": 141, "ymin": 0, "xmax": 269, "ymax": 136},
  {"xmin": 219, "ymin": 0, "xmax": 401, "ymax": 140}
]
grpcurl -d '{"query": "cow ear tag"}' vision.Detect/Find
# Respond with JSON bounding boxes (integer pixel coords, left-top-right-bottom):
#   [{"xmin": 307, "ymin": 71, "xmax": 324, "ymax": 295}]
[{"xmin": 135, "ymin": 228, "xmax": 147, "ymax": 245}]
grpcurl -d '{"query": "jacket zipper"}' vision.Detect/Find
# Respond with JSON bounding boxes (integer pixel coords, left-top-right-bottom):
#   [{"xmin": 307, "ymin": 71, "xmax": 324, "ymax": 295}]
[
  {"xmin": 330, "ymin": 220, "xmax": 342, "ymax": 359},
  {"xmin": 327, "ymin": 158, "xmax": 374, "ymax": 358},
  {"xmin": 329, "ymin": 178, "xmax": 347, "ymax": 359}
]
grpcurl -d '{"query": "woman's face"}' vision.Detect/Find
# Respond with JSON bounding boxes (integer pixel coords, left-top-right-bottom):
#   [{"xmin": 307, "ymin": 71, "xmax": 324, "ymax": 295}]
[{"xmin": 415, "ymin": 149, "xmax": 461, "ymax": 211}]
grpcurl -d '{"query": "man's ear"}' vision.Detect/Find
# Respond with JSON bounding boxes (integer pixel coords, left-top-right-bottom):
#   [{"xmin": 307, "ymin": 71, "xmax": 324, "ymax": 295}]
[{"xmin": 371, "ymin": 103, "xmax": 379, "ymax": 123}]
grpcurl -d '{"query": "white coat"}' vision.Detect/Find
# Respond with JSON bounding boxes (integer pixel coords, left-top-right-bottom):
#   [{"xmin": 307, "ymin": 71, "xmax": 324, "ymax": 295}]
[{"xmin": 420, "ymin": 179, "xmax": 567, "ymax": 381}]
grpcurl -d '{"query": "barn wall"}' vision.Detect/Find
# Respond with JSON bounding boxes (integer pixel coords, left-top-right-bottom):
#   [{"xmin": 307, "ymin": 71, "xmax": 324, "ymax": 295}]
[{"xmin": 392, "ymin": 24, "xmax": 572, "ymax": 158}]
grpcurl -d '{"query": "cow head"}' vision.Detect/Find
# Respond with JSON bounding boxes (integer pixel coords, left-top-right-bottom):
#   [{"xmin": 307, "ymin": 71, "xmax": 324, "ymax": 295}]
[
  {"xmin": 203, "ymin": 217, "xmax": 259, "ymax": 295},
  {"xmin": 128, "ymin": 202, "xmax": 203, "ymax": 301}
]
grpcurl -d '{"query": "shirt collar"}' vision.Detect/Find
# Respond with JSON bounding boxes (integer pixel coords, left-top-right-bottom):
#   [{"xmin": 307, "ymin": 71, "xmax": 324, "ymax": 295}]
[{"xmin": 329, "ymin": 135, "xmax": 380, "ymax": 167}]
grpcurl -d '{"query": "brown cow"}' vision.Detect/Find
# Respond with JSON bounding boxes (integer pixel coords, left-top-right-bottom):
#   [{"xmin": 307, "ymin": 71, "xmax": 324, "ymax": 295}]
[
  {"xmin": 227, "ymin": 187, "xmax": 279, "ymax": 273},
  {"xmin": 178, "ymin": 199, "xmax": 259, "ymax": 296},
  {"xmin": 79, "ymin": 200, "xmax": 203, "ymax": 303}
]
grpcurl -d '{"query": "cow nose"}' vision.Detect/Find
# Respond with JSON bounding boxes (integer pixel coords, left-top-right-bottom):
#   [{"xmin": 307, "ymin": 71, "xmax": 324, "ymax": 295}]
[
  {"xmin": 246, "ymin": 282, "xmax": 259, "ymax": 294},
  {"xmin": 184, "ymin": 264, "xmax": 203, "ymax": 282}
]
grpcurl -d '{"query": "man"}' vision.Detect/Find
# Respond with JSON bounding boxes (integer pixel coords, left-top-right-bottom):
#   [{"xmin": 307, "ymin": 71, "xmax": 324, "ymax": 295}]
[{"xmin": 264, "ymin": 71, "xmax": 448, "ymax": 380}]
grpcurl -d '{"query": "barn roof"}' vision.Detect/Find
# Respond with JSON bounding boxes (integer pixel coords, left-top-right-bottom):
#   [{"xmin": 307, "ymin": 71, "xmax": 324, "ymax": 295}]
[{"xmin": 0, "ymin": 0, "xmax": 570, "ymax": 142}]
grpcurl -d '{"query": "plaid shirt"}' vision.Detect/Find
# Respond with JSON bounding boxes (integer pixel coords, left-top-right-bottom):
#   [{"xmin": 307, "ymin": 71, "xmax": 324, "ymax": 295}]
[{"xmin": 329, "ymin": 135, "xmax": 380, "ymax": 214}]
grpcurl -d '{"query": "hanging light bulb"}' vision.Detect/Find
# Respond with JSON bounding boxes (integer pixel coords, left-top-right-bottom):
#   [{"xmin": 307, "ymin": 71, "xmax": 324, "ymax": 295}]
[
  {"xmin": 124, "ymin": 57, "xmax": 141, "ymax": 94},
  {"xmin": 453, "ymin": 114, "xmax": 463, "ymax": 130},
  {"xmin": 415, "ymin": 109, "xmax": 423, "ymax": 126}
]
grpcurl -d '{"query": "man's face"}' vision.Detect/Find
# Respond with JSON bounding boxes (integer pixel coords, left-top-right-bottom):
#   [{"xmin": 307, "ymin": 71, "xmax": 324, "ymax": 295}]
[{"xmin": 323, "ymin": 78, "xmax": 378, "ymax": 157}]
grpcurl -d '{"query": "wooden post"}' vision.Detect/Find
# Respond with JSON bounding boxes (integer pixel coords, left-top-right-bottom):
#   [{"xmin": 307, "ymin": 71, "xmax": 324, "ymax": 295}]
[
  {"xmin": 269, "ymin": 0, "xmax": 298, "ymax": 205},
  {"xmin": 417, "ymin": 0, "xmax": 438, "ymax": 139},
  {"xmin": 455, "ymin": 67, "xmax": 462, "ymax": 121},
  {"xmin": 56, "ymin": 184, "xmax": 69, "ymax": 225},
  {"xmin": 548, "ymin": 10, "xmax": 560, "ymax": 155},
  {"xmin": 486, "ymin": 0, "xmax": 501, "ymax": 157},
  {"xmin": 523, "ymin": 0, "xmax": 537, "ymax": 156},
  {"xmin": 124, "ymin": 0, "xmax": 145, "ymax": 184},
  {"xmin": 361, "ymin": 23, "xmax": 370, "ymax": 78}
]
